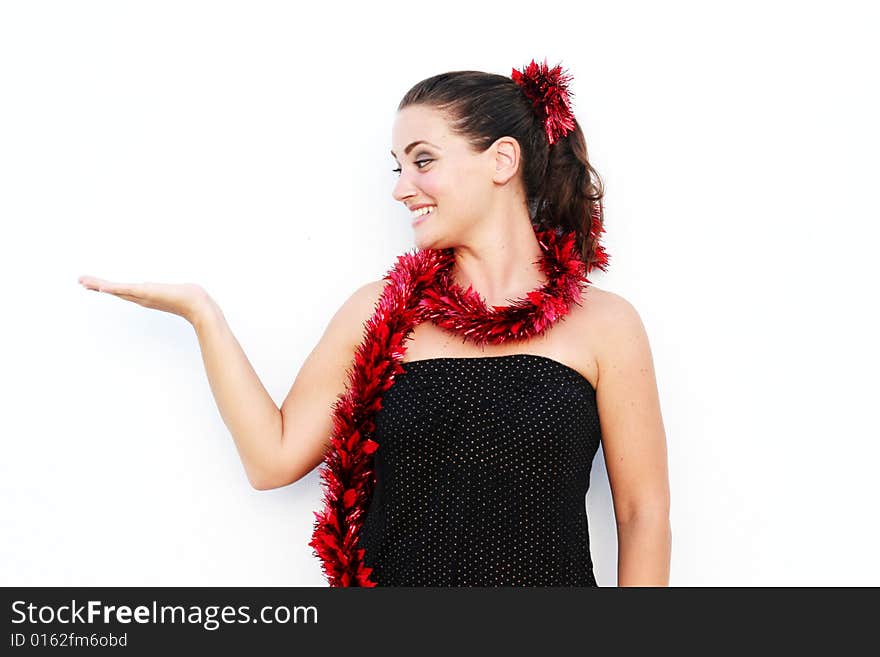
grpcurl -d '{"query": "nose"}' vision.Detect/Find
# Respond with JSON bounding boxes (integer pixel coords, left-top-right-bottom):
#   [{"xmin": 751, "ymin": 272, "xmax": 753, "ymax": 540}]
[{"xmin": 392, "ymin": 171, "xmax": 417, "ymax": 204}]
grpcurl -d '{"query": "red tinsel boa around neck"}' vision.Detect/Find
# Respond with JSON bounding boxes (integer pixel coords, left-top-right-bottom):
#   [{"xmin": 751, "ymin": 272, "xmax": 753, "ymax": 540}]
[{"xmin": 308, "ymin": 224, "xmax": 608, "ymax": 587}]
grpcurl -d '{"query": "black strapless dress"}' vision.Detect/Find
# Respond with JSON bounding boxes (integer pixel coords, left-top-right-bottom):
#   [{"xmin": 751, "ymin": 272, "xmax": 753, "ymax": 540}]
[{"xmin": 357, "ymin": 353, "xmax": 602, "ymax": 586}]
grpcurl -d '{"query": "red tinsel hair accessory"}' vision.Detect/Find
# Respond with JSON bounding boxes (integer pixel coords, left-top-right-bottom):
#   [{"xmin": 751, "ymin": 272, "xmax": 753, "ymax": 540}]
[{"xmin": 511, "ymin": 57, "xmax": 576, "ymax": 145}]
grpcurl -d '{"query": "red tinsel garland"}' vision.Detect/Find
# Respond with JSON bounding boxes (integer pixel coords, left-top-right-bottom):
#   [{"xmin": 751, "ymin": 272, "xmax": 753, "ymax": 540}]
[{"xmin": 308, "ymin": 225, "xmax": 608, "ymax": 587}]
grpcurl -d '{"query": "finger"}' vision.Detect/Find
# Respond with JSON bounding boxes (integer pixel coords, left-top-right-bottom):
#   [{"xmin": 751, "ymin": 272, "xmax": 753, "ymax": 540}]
[
  {"xmin": 80, "ymin": 276, "xmax": 153, "ymax": 300},
  {"xmin": 78, "ymin": 275, "xmax": 104, "ymax": 290},
  {"xmin": 111, "ymin": 282, "xmax": 146, "ymax": 297},
  {"xmin": 98, "ymin": 280, "xmax": 141, "ymax": 297},
  {"xmin": 79, "ymin": 276, "xmax": 118, "ymax": 293}
]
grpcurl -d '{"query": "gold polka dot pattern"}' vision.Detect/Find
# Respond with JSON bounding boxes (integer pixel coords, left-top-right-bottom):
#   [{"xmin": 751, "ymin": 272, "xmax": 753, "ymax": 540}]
[{"xmin": 357, "ymin": 353, "xmax": 602, "ymax": 586}]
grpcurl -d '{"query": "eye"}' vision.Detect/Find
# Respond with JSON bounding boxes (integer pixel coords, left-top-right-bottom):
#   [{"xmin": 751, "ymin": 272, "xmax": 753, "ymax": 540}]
[{"xmin": 392, "ymin": 159, "xmax": 433, "ymax": 175}]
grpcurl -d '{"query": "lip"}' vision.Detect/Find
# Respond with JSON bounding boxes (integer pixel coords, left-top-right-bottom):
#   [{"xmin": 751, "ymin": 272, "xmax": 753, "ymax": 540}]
[
  {"xmin": 408, "ymin": 203, "xmax": 435, "ymax": 211},
  {"xmin": 411, "ymin": 206, "xmax": 435, "ymax": 227}
]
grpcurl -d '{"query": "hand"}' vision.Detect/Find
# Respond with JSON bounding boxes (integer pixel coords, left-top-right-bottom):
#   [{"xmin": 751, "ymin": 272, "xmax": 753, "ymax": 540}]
[{"xmin": 77, "ymin": 275, "xmax": 211, "ymax": 325}]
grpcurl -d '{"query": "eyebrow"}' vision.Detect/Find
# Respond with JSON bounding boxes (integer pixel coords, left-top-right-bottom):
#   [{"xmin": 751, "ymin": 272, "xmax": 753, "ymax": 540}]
[{"xmin": 390, "ymin": 140, "xmax": 440, "ymax": 159}]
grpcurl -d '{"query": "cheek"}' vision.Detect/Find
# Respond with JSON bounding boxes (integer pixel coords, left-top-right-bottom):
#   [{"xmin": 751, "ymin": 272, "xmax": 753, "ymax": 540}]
[{"xmin": 417, "ymin": 171, "xmax": 447, "ymax": 199}]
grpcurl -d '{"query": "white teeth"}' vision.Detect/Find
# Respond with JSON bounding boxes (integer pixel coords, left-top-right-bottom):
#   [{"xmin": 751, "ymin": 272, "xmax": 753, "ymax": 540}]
[{"xmin": 410, "ymin": 206, "xmax": 435, "ymax": 219}]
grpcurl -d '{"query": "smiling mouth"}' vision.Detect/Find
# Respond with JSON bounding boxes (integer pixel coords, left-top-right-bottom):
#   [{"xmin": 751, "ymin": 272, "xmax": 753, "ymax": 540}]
[{"xmin": 411, "ymin": 206, "xmax": 436, "ymax": 225}]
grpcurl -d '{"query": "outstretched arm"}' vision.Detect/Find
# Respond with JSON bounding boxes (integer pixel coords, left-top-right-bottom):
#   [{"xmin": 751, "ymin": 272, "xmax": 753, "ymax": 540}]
[{"xmin": 79, "ymin": 275, "xmax": 386, "ymax": 490}]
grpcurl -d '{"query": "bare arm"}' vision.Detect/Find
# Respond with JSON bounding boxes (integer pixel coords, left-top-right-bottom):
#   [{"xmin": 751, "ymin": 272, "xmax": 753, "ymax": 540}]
[
  {"xmin": 190, "ymin": 298, "xmax": 283, "ymax": 489},
  {"xmin": 191, "ymin": 280, "xmax": 386, "ymax": 490},
  {"xmin": 77, "ymin": 274, "xmax": 385, "ymax": 490},
  {"xmin": 593, "ymin": 291, "xmax": 672, "ymax": 586}
]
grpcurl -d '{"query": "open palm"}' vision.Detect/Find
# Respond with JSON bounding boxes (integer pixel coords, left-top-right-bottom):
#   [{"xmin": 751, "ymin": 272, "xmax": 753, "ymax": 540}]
[{"xmin": 78, "ymin": 275, "xmax": 208, "ymax": 323}]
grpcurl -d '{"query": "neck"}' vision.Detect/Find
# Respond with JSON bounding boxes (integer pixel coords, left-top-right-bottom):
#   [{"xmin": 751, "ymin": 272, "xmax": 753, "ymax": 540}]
[{"xmin": 450, "ymin": 218, "xmax": 546, "ymax": 307}]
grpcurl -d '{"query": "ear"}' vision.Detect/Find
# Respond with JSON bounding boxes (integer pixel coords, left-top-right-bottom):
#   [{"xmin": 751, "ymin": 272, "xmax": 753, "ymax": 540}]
[{"xmin": 491, "ymin": 136, "xmax": 521, "ymax": 184}]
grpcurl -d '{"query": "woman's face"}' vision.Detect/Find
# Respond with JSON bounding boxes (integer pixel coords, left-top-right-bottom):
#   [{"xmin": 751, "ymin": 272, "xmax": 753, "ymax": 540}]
[{"xmin": 391, "ymin": 105, "xmax": 498, "ymax": 250}]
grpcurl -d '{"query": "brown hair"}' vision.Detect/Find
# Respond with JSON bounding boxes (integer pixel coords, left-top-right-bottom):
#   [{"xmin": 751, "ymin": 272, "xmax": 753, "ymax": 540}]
[{"xmin": 398, "ymin": 69, "xmax": 607, "ymax": 271}]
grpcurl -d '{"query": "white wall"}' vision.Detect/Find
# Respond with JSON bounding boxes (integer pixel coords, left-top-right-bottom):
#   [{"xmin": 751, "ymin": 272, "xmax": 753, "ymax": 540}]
[{"xmin": 1, "ymin": 0, "xmax": 877, "ymax": 586}]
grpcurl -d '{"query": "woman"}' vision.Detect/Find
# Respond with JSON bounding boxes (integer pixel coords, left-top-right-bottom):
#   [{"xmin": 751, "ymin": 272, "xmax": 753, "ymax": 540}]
[{"xmin": 78, "ymin": 59, "xmax": 671, "ymax": 587}]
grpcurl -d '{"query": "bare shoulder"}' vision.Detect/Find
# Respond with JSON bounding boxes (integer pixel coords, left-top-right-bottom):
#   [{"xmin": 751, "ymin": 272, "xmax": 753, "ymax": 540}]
[
  {"xmin": 347, "ymin": 279, "xmax": 388, "ymax": 316},
  {"xmin": 581, "ymin": 285, "xmax": 651, "ymax": 371},
  {"xmin": 273, "ymin": 278, "xmax": 390, "ymax": 489},
  {"xmin": 583, "ymin": 285, "xmax": 643, "ymax": 327},
  {"xmin": 332, "ymin": 279, "xmax": 389, "ymax": 346}
]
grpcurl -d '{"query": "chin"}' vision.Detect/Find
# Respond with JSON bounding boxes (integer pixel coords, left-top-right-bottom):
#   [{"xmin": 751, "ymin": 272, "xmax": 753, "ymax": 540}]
[
  {"xmin": 414, "ymin": 230, "xmax": 456, "ymax": 252},
  {"xmin": 413, "ymin": 233, "xmax": 438, "ymax": 251}
]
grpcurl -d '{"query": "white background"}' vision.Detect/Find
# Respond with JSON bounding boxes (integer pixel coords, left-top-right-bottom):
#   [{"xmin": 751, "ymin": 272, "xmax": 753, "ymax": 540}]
[{"xmin": 1, "ymin": 0, "xmax": 877, "ymax": 586}]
